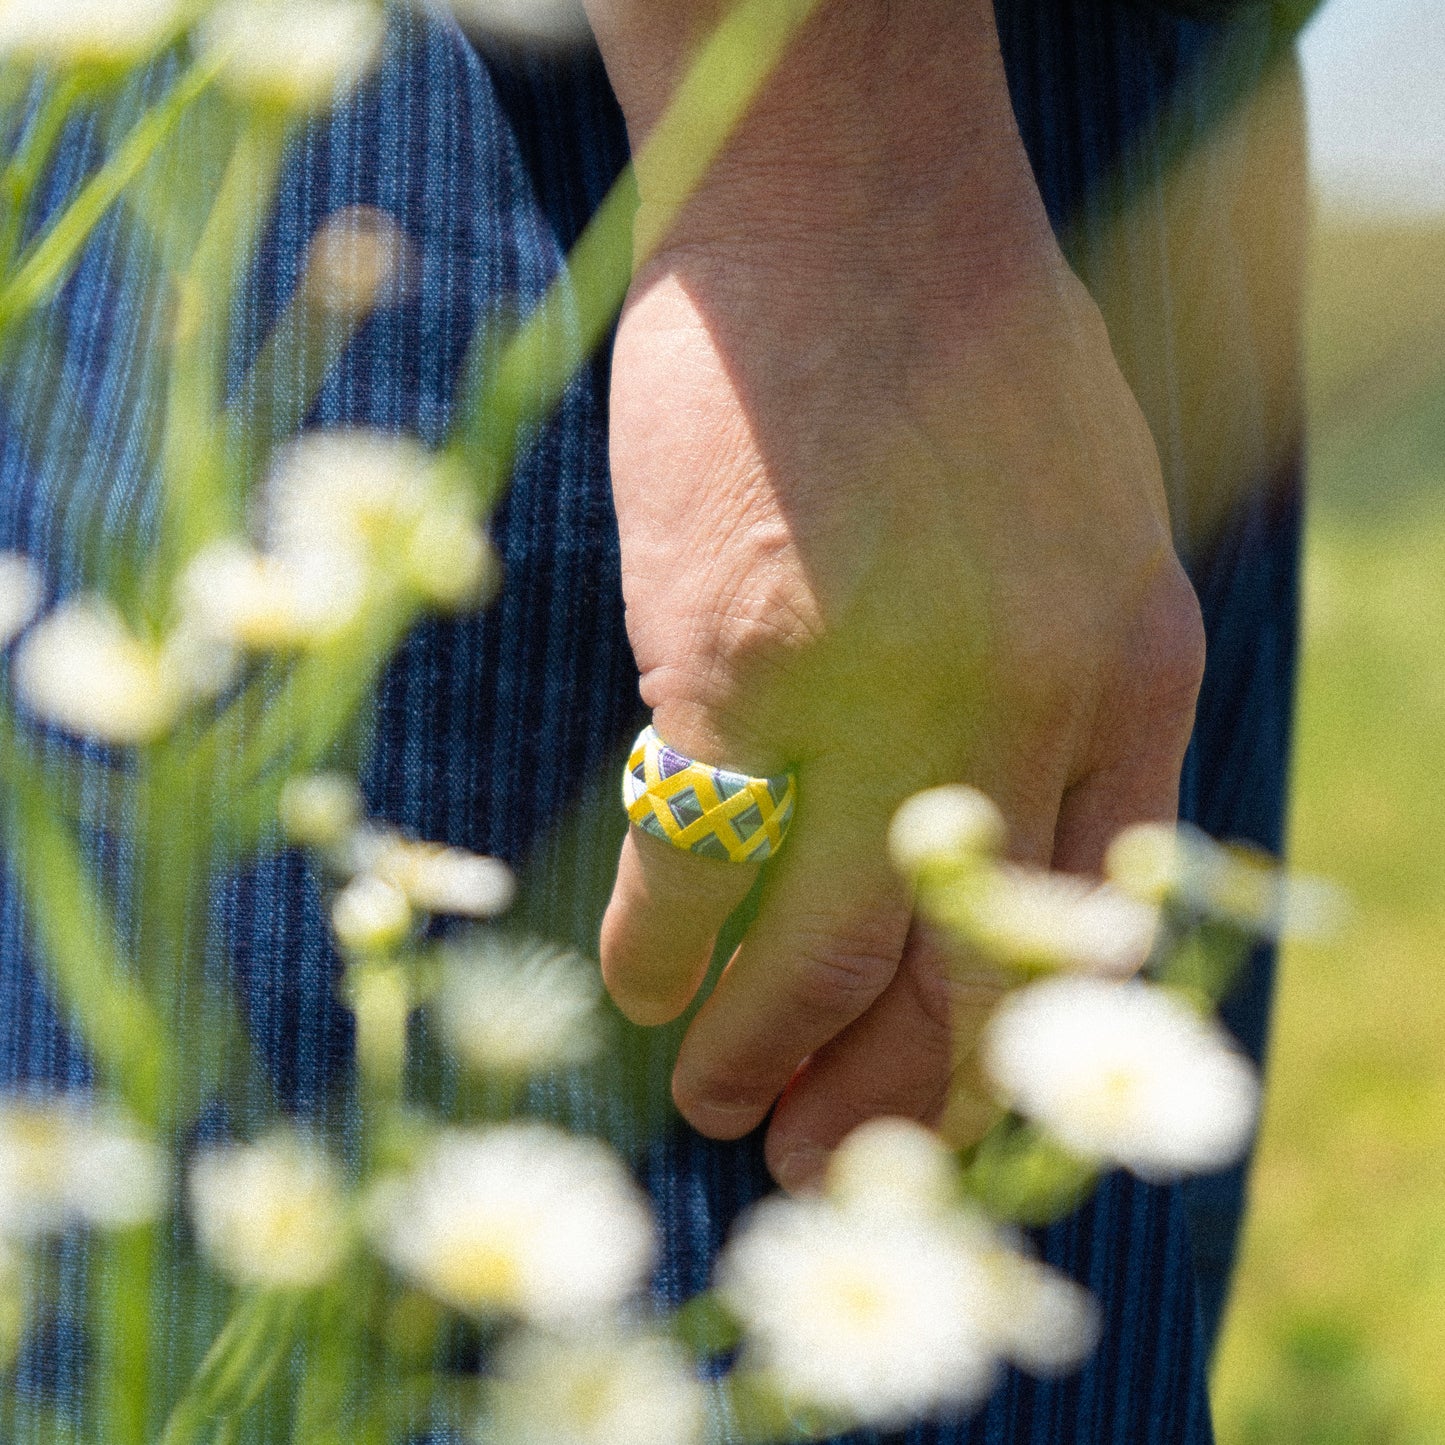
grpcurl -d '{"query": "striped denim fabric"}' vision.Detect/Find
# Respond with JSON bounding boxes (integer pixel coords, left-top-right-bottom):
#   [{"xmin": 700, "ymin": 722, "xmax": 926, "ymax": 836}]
[{"xmin": 0, "ymin": 0, "xmax": 1306, "ymax": 1438}]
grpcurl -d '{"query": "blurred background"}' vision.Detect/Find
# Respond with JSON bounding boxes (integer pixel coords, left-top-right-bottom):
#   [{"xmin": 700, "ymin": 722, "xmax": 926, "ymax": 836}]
[{"xmin": 1211, "ymin": 0, "xmax": 1445, "ymax": 1439}]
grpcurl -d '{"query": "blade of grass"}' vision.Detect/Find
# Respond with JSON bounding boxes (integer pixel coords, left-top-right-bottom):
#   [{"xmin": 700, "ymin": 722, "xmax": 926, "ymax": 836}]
[
  {"xmin": 0, "ymin": 55, "xmax": 220, "ymax": 334},
  {"xmin": 450, "ymin": 0, "xmax": 826, "ymax": 499},
  {"xmin": 0, "ymin": 717, "xmax": 173, "ymax": 1125},
  {"xmin": 0, "ymin": 75, "xmax": 83, "ymax": 278}
]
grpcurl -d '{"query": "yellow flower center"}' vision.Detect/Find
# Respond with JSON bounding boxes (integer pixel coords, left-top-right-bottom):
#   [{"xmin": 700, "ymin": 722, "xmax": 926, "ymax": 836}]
[
  {"xmin": 828, "ymin": 1268, "xmax": 890, "ymax": 1329},
  {"xmin": 433, "ymin": 1236, "xmax": 524, "ymax": 1311}
]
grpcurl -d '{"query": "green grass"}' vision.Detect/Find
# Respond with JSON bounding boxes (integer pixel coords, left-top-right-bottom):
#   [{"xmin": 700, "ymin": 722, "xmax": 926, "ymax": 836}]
[{"xmin": 1211, "ymin": 213, "xmax": 1445, "ymax": 1444}]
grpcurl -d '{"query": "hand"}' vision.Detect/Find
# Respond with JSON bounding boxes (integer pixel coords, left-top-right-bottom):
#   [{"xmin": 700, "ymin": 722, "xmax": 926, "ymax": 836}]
[{"xmin": 590, "ymin": 0, "xmax": 1206, "ymax": 1190}]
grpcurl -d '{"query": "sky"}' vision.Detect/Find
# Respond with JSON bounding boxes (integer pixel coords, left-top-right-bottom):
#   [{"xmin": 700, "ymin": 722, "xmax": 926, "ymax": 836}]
[{"xmin": 1301, "ymin": 0, "xmax": 1445, "ymax": 213}]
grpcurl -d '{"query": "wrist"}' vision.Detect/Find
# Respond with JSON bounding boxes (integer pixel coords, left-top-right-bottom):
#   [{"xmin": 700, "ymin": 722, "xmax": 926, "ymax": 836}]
[{"xmin": 585, "ymin": 0, "xmax": 1056, "ymax": 314}]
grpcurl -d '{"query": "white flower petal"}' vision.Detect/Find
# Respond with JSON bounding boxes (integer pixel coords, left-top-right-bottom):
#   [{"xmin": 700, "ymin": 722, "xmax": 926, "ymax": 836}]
[
  {"xmin": 261, "ymin": 429, "xmax": 486, "ymax": 612},
  {"xmin": 368, "ymin": 1124, "xmax": 655, "ymax": 1326},
  {"xmin": 13, "ymin": 599, "xmax": 183, "ymax": 743},
  {"xmin": 976, "ymin": 1247, "xmax": 1101, "ymax": 1375},
  {"xmin": 954, "ymin": 864, "xmax": 1160, "ymax": 977},
  {"xmin": 719, "ymin": 1195, "xmax": 998, "ymax": 1427},
  {"xmin": 189, "ymin": 1134, "xmax": 349, "ymax": 1288},
  {"xmin": 0, "ymin": 553, "xmax": 42, "ymax": 648},
  {"xmin": 888, "ymin": 786, "xmax": 1004, "ymax": 881},
  {"xmin": 201, "ymin": 0, "xmax": 385, "ymax": 111},
  {"xmin": 331, "ymin": 874, "xmax": 413, "ymax": 953},
  {"xmin": 437, "ymin": 934, "xmax": 602, "ymax": 1075},
  {"xmin": 983, "ymin": 977, "xmax": 1260, "ymax": 1181},
  {"xmin": 180, "ymin": 539, "xmax": 363, "ymax": 650},
  {"xmin": 279, "ymin": 773, "xmax": 363, "ymax": 850},
  {"xmin": 492, "ymin": 1329, "xmax": 705, "ymax": 1445},
  {"xmin": 0, "ymin": 1097, "xmax": 165, "ymax": 1237},
  {"xmin": 1106, "ymin": 822, "xmax": 1343, "ymax": 941},
  {"xmin": 825, "ymin": 1117, "xmax": 961, "ymax": 1221},
  {"xmin": 387, "ymin": 844, "xmax": 515, "ymax": 918},
  {"xmin": 0, "ymin": 0, "xmax": 183, "ymax": 66}
]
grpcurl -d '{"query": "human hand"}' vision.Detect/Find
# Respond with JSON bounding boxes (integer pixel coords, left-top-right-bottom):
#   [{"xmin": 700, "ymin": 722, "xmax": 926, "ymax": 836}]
[{"xmin": 590, "ymin": 0, "xmax": 1206, "ymax": 1190}]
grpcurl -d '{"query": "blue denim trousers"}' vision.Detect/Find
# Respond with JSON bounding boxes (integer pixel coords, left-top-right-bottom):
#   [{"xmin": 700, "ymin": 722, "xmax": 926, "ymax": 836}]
[{"xmin": 0, "ymin": 2, "xmax": 1304, "ymax": 1439}]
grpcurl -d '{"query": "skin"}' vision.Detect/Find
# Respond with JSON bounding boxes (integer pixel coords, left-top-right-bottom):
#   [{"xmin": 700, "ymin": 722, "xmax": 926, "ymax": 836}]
[{"xmin": 581, "ymin": 0, "xmax": 1207, "ymax": 1191}]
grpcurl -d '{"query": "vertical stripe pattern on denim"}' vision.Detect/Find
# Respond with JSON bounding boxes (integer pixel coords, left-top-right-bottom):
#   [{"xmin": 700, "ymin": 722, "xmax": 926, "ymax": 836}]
[{"xmin": 0, "ymin": 1, "xmax": 1306, "ymax": 1438}]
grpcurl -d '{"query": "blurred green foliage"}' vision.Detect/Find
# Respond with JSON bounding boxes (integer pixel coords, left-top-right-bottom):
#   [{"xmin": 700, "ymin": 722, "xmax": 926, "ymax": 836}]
[{"xmin": 1212, "ymin": 214, "xmax": 1445, "ymax": 1444}]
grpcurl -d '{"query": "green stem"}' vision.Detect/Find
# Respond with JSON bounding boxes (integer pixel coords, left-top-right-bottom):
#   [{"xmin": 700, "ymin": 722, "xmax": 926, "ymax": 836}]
[
  {"xmin": 98, "ymin": 1228, "xmax": 159, "ymax": 1445},
  {"xmin": 155, "ymin": 1291, "xmax": 300, "ymax": 1445},
  {"xmin": 160, "ymin": 598, "xmax": 417, "ymax": 853},
  {"xmin": 350, "ymin": 961, "xmax": 410, "ymax": 1118},
  {"xmin": 0, "ymin": 76, "xmax": 82, "ymax": 279},
  {"xmin": 0, "ymin": 55, "xmax": 219, "ymax": 334},
  {"xmin": 0, "ymin": 711, "xmax": 173, "ymax": 1125},
  {"xmin": 157, "ymin": 118, "xmax": 285, "ymax": 578}
]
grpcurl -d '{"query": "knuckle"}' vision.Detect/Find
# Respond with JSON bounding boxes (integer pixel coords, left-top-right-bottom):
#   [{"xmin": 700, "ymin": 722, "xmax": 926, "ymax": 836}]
[
  {"xmin": 784, "ymin": 928, "xmax": 899, "ymax": 1023},
  {"xmin": 1133, "ymin": 565, "xmax": 1207, "ymax": 716},
  {"xmin": 898, "ymin": 951, "xmax": 958, "ymax": 1049}
]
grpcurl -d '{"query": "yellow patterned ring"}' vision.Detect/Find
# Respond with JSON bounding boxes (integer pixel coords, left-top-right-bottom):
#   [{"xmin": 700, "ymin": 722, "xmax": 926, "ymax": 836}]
[{"xmin": 622, "ymin": 725, "xmax": 796, "ymax": 864}]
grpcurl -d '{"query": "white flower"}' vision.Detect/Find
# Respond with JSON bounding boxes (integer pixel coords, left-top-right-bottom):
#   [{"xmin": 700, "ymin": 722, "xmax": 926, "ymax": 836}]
[
  {"xmin": 13, "ymin": 598, "xmax": 185, "ymax": 742},
  {"xmin": 189, "ymin": 1133, "xmax": 349, "ymax": 1289},
  {"xmin": 491, "ymin": 1329, "xmax": 705, "ymax": 1445},
  {"xmin": 368, "ymin": 1124, "xmax": 655, "ymax": 1326},
  {"xmin": 0, "ymin": 0, "xmax": 182, "ymax": 67},
  {"xmin": 0, "ymin": 1097, "xmax": 165, "ymax": 1237},
  {"xmin": 973, "ymin": 1244, "xmax": 1100, "ymax": 1376},
  {"xmin": 888, "ymin": 786, "xmax": 1004, "ymax": 882},
  {"xmin": 279, "ymin": 773, "xmax": 363, "ymax": 850},
  {"xmin": 444, "ymin": 0, "xmax": 592, "ymax": 48},
  {"xmin": 381, "ymin": 841, "xmax": 514, "ymax": 918},
  {"xmin": 180, "ymin": 539, "xmax": 363, "ymax": 650},
  {"xmin": 936, "ymin": 863, "xmax": 1160, "ymax": 977},
  {"xmin": 345, "ymin": 828, "xmax": 515, "ymax": 919},
  {"xmin": 0, "ymin": 553, "xmax": 41, "ymax": 647},
  {"xmin": 331, "ymin": 874, "xmax": 413, "ymax": 954},
  {"xmin": 436, "ymin": 935, "xmax": 602, "ymax": 1075},
  {"xmin": 201, "ymin": 0, "xmax": 386, "ymax": 112},
  {"xmin": 824, "ymin": 1116, "xmax": 962, "ymax": 1220},
  {"xmin": 1102, "ymin": 821, "xmax": 1198, "ymax": 905},
  {"xmin": 720, "ymin": 1119, "xmax": 1102, "ymax": 1425},
  {"xmin": 982, "ymin": 977, "xmax": 1260, "ymax": 1181},
  {"xmin": 829, "ymin": 1119, "xmax": 1098, "ymax": 1375},
  {"xmin": 718, "ymin": 1192, "xmax": 997, "ymax": 1427},
  {"xmin": 1105, "ymin": 822, "xmax": 1344, "ymax": 941},
  {"xmin": 263, "ymin": 430, "xmax": 492, "ymax": 612}
]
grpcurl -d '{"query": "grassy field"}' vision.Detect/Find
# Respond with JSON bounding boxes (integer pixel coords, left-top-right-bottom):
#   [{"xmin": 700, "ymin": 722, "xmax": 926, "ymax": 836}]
[{"xmin": 1212, "ymin": 215, "xmax": 1445, "ymax": 1444}]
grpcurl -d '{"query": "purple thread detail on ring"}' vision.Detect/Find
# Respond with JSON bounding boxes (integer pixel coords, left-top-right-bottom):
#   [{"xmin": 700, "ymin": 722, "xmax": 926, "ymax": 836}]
[{"xmin": 658, "ymin": 746, "xmax": 691, "ymax": 779}]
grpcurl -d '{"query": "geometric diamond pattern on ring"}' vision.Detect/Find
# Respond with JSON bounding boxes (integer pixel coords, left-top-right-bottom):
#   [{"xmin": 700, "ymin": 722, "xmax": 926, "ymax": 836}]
[{"xmin": 621, "ymin": 725, "xmax": 797, "ymax": 863}]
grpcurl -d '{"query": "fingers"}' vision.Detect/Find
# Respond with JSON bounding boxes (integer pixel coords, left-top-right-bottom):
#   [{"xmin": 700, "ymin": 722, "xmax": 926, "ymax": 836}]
[
  {"xmin": 763, "ymin": 924, "xmax": 1007, "ymax": 1191},
  {"xmin": 671, "ymin": 778, "xmax": 912, "ymax": 1139},
  {"xmin": 757, "ymin": 749, "xmax": 1062, "ymax": 1189},
  {"xmin": 1051, "ymin": 755, "xmax": 1182, "ymax": 876},
  {"xmin": 1050, "ymin": 666, "xmax": 1199, "ymax": 873},
  {"xmin": 600, "ymin": 829, "xmax": 758, "ymax": 1024},
  {"xmin": 1053, "ymin": 561, "xmax": 1204, "ymax": 873}
]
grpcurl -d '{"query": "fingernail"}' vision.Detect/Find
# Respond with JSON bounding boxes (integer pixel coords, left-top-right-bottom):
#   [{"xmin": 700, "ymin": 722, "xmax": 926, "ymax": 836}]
[
  {"xmin": 685, "ymin": 1096, "xmax": 763, "ymax": 1131},
  {"xmin": 673, "ymin": 1076, "xmax": 768, "ymax": 1138},
  {"xmin": 774, "ymin": 1142, "xmax": 827, "ymax": 1194}
]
